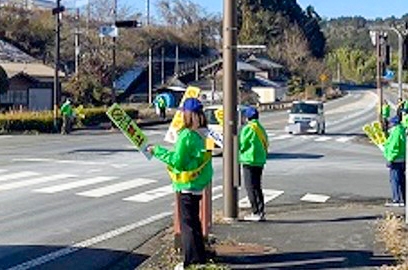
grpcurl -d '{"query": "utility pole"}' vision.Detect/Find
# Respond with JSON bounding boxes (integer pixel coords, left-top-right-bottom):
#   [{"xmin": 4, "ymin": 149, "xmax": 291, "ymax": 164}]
[
  {"xmin": 53, "ymin": 0, "xmax": 63, "ymax": 132},
  {"xmin": 175, "ymin": 45, "xmax": 179, "ymax": 75},
  {"xmin": 223, "ymin": 0, "xmax": 238, "ymax": 220},
  {"xmin": 161, "ymin": 47, "xmax": 165, "ymax": 84},
  {"xmin": 75, "ymin": 7, "xmax": 80, "ymax": 75},
  {"xmin": 111, "ymin": 0, "xmax": 117, "ymax": 103},
  {"xmin": 147, "ymin": 0, "xmax": 153, "ymax": 104},
  {"xmin": 376, "ymin": 32, "xmax": 383, "ymax": 122}
]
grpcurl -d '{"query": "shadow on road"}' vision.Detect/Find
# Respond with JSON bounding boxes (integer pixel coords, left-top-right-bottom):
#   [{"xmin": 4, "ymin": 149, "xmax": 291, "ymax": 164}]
[
  {"xmin": 216, "ymin": 249, "xmax": 394, "ymax": 269},
  {"xmin": 267, "ymin": 153, "xmax": 324, "ymax": 160},
  {"xmin": 0, "ymin": 245, "xmax": 149, "ymax": 269},
  {"xmin": 259, "ymin": 214, "xmax": 381, "ymax": 225},
  {"xmin": 67, "ymin": 148, "xmax": 137, "ymax": 155}
]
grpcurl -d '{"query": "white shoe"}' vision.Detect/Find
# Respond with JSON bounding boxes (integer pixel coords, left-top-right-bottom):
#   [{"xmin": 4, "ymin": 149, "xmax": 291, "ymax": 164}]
[
  {"xmin": 398, "ymin": 203, "xmax": 405, "ymax": 207},
  {"xmin": 174, "ymin": 262, "xmax": 184, "ymax": 270},
  {"xmin": 244, "ymin": 213, "xmax": 261, "ymax": 221},
  {"xmin": 385, "ymin": 202, "xmax": 400, "ymax": 207}
]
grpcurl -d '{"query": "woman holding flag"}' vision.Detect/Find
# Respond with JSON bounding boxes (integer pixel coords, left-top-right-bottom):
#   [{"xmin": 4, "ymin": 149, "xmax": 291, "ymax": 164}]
[{"xmin": 147, "ymin": 98, "xmax": 212, "ymax": 269}]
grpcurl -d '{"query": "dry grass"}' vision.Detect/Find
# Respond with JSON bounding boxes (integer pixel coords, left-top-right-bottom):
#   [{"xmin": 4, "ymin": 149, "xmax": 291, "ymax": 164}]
[{"xmin": 377, "ymin": 212, "xmax": 408, "ymax": 269}]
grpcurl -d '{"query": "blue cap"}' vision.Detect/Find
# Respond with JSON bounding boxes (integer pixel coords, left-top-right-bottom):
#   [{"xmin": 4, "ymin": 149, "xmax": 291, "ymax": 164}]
[
  {"xmin": 182, "ymin": 98, "xmax": 203, "ymax": 112},
  {"xmin": 390, "ymin": 115, "xmax": 401, "ymax": 125},
  {"xmin": 244, "ymin": 107, "xmax": 258, "ymax": 119}
]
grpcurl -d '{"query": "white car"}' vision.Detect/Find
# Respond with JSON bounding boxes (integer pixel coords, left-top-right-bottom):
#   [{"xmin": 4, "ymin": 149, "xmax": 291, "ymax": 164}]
[{"xmin": 285, "ymin": 101, "xmax": 325, "ymax": 134}]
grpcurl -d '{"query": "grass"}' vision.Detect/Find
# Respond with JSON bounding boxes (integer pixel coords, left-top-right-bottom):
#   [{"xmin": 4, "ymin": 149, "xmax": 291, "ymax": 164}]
[{"xmin": 377, "ymin": 212, "xmax": 408, "ymax": 269}]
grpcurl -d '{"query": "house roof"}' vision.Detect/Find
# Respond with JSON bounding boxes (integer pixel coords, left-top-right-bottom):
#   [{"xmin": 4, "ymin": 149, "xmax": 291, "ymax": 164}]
[
  {"xmin": 0, "ymin": 62, "xmax": 64, "ymax": 78},
  {"xmin": 0, "ymin": 40, "xmax": 36, "ymax": 63},
  {"xmin": 246, "ymin": 55, "xmax": 283, "ymax": 70}
]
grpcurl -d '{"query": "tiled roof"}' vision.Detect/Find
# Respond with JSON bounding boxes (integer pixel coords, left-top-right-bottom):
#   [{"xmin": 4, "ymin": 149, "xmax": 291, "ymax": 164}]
[{"xmin": 0, "ymin": 40, "xmax": 36, "ymax": 63}]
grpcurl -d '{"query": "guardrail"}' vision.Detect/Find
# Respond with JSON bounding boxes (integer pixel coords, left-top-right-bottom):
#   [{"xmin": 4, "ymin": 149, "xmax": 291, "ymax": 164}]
[
  {"xmin": 257, "ymin": 101, "xmax": 292, "ymax": 111},
  {"xmin": 389, "ymin": 82, "xmax": 408, "ymax": 90}
]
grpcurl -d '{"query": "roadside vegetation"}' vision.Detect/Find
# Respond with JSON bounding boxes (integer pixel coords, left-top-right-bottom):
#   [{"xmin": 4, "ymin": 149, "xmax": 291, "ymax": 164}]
[{"xmin": 377, "ymin": 213, "xmax": 408, "ymax": 269}]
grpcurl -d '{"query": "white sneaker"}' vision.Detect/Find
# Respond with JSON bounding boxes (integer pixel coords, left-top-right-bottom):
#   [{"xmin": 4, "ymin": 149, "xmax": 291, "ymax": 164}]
[
  {"xmin": 244, "ymin": 213, "xmax": 261, "ymax": 221},
  {"xmin": 398, "ymin": 203, "xmax": 405, "ymax": 207},
  {"xmin": 385, "ymin": 202, "xmax": 400, "ymax": 207},
  {"xmin": 174, "ymin": 262, "xmax": 184, "ymax": 270}
]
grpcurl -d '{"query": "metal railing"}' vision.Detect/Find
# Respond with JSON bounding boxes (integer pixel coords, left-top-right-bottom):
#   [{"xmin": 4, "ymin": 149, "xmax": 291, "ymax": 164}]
[{"xmin": 257, "ymin": 101, "xmax": 292, "ymax": 111}]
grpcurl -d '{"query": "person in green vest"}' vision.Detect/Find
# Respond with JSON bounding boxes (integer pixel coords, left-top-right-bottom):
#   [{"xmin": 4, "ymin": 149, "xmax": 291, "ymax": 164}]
[
  {"xmin": 147, "ymin": 98, "xmax": 212, "ymax": 270},
  {"xmin": 383, "ymin": 115, "xmax": 406, "ymax": 207},
  {"xmin": 157, "ymin": 95, "xmax": 167, "ymax": 119},
  {"xmin": 239, "ymin": 106, "xmax": 269, "ymax": 222},
  {"xmin": 382, "ymin": 99, "xmax": 391, "ymax": 135},
  {"xmin": 60, "ymin": 98, "xmax": 73, "ymax": 135}
]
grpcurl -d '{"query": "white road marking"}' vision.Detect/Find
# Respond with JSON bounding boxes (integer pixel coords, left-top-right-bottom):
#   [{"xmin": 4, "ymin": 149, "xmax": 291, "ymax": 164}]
[
  {"xmin": 0, "ymin": 135, "xmax": 13, "ymax": 139},
  {"xmin": 300, "ymin": 193, "xmax": 330, "ymax": 203},
  {"xmin": 12, "ymin": 158, "xmax": 125, "ymax": 168},
  {"xmin": 300, "ymin": 135, "xmax": 317, "ymax": 140},
  {"xmin": 239, "ymin": 189, "xmax": 284, "ymax": 209},
  {"xmin": 314, "ymin": 136, "xmax": 331, "ymax": 142},
  {"xmin": 271, "ymin": 134, "xmax": 293, "ymax": 141},
  {"xmin": 77, "ymin": 178, "xmax": 157, "ymax": 198},
  {"xmin": 5, "ymin": 212, "xmax": 172, "ymax": 270},
  {"xmin": 123, "ymin": 185, "xmax": 173, "ymax": 202},
  {"xmin": 0, "ymin": 171, "xmax": 40, "ymax": 182},
  {"xmin": 336, "ymin": 137, "xmax": 353, "ymax": 143},
  {"xmin": 0, "ymin": 174, "xmax": 76, "ymax": 191},
  {"xmin": 34, "ymin": 176, "xmax": 116, "ymax": 193},
  {"xmin": 211, "ymin": 185, "xmax": 224, "ymax": 201}
]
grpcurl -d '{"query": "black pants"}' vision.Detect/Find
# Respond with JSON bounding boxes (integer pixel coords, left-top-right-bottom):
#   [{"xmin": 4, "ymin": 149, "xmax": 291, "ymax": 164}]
[
  {"xmin": 159, "ymin": 107, "xmax": 166, "ymax": 119},
  {"xmin": 180, "ymin": 193, "xmax": 206, "ymax": 267},
  {"xmin": 243, "ymin": 165, "xmax": 265, "ymax": 215}
]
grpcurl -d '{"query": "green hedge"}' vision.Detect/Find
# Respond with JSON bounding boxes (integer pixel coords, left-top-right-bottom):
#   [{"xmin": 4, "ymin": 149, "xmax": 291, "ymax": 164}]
[{"xmin": 0, "ymin": 106, "xmax": 139, "ymax": 133}]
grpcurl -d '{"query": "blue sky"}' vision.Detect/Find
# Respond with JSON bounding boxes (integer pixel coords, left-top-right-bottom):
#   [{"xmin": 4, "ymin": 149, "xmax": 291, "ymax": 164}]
[{"xmin": 121, "ymin": 0, "xmax": 408, "ymax": 20}]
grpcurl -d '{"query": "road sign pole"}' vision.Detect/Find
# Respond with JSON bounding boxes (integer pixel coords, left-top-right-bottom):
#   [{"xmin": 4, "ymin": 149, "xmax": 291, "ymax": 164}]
[
  {"xmin": 223, "ymin": 0, "xmax": 238, "ymax": 220},
  {"xmin": 376, "ymin": 32, "xmax": 383, "ymax": 122}
]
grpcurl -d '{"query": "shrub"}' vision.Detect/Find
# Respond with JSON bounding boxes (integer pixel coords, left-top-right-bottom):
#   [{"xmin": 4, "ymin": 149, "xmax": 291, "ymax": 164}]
[{"xmin": 0, "ymin": 105, "xmax": 139, "ymax": 133}]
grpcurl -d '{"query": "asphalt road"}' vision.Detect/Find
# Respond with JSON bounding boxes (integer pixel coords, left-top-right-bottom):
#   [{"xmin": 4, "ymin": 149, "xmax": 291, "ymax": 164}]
[{"xmin": 0, "ymin": 88, "xmax": 393, "ymax": 270}]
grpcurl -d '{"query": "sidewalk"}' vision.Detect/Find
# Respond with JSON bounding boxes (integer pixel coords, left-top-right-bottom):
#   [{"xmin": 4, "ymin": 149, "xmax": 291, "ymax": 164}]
[{"xmin": 138, "ymin": 201, "xmax": 405, "ymax": 270}]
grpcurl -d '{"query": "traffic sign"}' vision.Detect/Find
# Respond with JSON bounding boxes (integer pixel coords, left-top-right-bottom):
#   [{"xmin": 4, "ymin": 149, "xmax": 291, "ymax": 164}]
[
  {"xmin": 319, "ymin": 74, "xmax": 328, "ymax": 82},
  {"xmin": 99, "ymin": 25, "xmax": 118, "ymax": 38}
]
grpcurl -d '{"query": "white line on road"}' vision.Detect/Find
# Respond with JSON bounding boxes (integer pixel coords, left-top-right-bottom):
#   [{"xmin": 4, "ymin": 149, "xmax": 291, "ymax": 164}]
[
  {"xmin": 270, "ymin": 134, "xmax": 293, "ymax": 141},
  {"xmin": 0, "ymin": 171, "xmax": 40, "ymax": 182},
  {"xmin": 239, "ymin": 189, "xmax": 284, "ymax": 209},
  {"xmin": 0, "ymin": 174, "xmax": 76, "ymax": 191},
  {"xmin": 77, "ymin": 178, "xmax": 157, "ymax": 198},
  {"xmin": 314, "ymin": 136, "xmax": 331, "ymax": 142},
  {"xmin": 123, "ymin": 185, "xmax": 173, "ymax": 202},
  {"xmin": 12, "ymin": 158, "xmax": 127, "ymax": 168},
  {"xmin": 34, "ymin": 176, "xmax": 117, "ymax": 193},
  {"xmin": 6, "ymin": 212, "xmax": 172, "ymax": 270},
  {"xmin": 300, "ymin": 193, "xmax": 330, "ymax": 203},
  {"xmin": 336, "ymin": 137, "xmax": 353, "ymax": 143}
]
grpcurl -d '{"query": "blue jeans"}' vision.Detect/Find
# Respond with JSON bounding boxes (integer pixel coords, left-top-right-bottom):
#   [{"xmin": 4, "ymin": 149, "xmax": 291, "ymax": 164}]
[{"xmin": 389, "ymin": 162, "xmax": 406, "ymax": 203}]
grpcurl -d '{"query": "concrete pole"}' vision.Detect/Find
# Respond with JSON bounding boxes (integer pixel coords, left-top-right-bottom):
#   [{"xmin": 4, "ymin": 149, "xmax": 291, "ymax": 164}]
[
  {"xmin": 376, "ymin": 31, "xmax": 383, "ymax": 123},
  {"xmin": 75, "ymin": 8, "xmax": 80, "ymax": 75},
  {"xmin": 161, "ymin": 47, "xmax": 165, "ymax": 84},
  {"xmin": 223, "ymin": 0, "xmax": 238, "ymax": 220},
  {"xmin": 175, "ymin": 45, "xmax": 179, "ymax": 75},
  {"xmin": 53, "ymin": 0, "xmax": 61, "ymax": 132},
  {"xmin": 398, "ymin": 32, "xmax": 403, "ymax": 100},
  {"xmin": 111, "ymin": 0, "xmax": 117, "ymax": 103},
  {"xmin": 148, "ymin": 48, "xmax": 153, "ymax": 104}
]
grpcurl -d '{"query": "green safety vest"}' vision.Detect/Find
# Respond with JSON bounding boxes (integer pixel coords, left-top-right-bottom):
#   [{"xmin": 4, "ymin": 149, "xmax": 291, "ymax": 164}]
[
  {"xmin": 383, "ymin": 124, "xmax": 406, "ymax": 163},
  {"xmin": 153, "ymin": 128, "xmax": 213, "ymax": 192},
  {"xmin": 382, "ymin": 104, "xmax": 390, "ymax": 119},
  {"xmin": 239, "ymin": 120, "xmax": 268, "ymax": 167},
  {"xmin": 61, "ymin": 102, "xmax": 73, "ymax": 117}
]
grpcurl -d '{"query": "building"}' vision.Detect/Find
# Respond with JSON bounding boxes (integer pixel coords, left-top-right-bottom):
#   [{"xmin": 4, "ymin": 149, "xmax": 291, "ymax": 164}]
[{"xmin": 0, "ymin": 40, "xmax": 64, "ymax": 111}]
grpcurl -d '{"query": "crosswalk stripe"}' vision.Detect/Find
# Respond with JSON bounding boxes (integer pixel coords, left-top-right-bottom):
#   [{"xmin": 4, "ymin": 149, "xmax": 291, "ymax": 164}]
[
  {"xmin": 336, "ymin": 137, "xmax": 353, "ymax": 143},
  {"xmin": 271, "ymin": 134, "xmax": 293, "ymax": 141},
  {"xmin": 239, "ymin": 189, "xmax": 284, "ymax": 208},
  {"xmin": 0, "ymin": 174, "xmax": 76, "ymax": 191},
  {"xmin": 0, "ymin": 171, "xmax": 39, "ymax": 182},
  {"xmin": 314, "ymin": 136, "xmax": 331, "ymax": 142},
  {"xmin": 34, "ymin": 176, "xmax": 117, "ymax": 193},
  {"xmin": 77, "ymin": 178, "xmax": 157, "ymax": 198},
  {"xmin": 123, "ymin": 184, "xmax": 173, "ymax": 202},
  {"xmin": 300, "ymin": 193, "xmax": 330, "ymax": 203}
]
